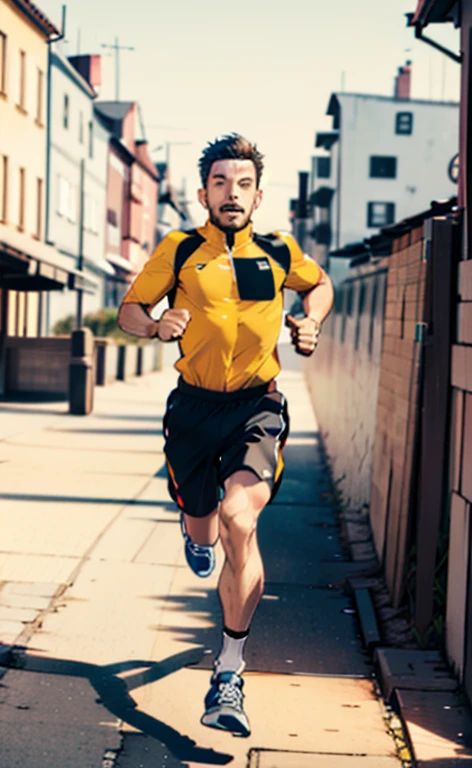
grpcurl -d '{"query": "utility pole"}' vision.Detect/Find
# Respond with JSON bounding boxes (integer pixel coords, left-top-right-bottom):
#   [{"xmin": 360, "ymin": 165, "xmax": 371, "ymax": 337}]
[
  {"xmin": 76, "ymin": 157, "xmax": 85, "ymax": 329},
  {"xmin": 100, "ymin": 37, "xmax": 134, "ymax": 100}
]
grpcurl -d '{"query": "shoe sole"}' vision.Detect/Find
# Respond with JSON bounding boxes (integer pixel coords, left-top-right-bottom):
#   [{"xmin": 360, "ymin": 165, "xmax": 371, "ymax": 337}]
[
  {"xmin": 185, "ymin": 559, "xmax": 216, "ymax": 578},
  {"xmin": 201, "ymin": 709, "xmax": 250, "ymax": 737}
]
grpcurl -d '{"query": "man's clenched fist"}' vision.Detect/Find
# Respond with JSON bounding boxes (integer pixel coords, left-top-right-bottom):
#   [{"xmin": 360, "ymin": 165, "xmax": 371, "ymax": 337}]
[
  {"xmin": 286, "ymin": 314, "xmax": 321, "ymax": 356},
  {"xmin": 157, "ymin": 309, "xmax": 191, "ymax": 342}
]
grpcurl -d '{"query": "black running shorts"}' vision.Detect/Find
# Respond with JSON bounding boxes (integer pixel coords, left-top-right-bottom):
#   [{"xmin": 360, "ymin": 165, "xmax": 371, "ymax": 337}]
[{"xmin": 163, "ymin": 378, "xmax": 289, "ymax": 518}]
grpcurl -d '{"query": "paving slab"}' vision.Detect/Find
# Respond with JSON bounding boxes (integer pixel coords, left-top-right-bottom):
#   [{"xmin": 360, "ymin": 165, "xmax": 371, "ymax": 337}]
[
  {"xmin": 375, "ymin": 649, "xmax": 457, "ymax": 700},
  {"xmin": 118, "ymin": 669, "xmax": 397, "ymax": 767},
  {"xmin": 1, "ymin": 581, "xmax": 59, "ymax": 598},
  {"xmin": 0, "ymin": 553, "xmax": 79, "ymax": 584},
  {"xmin": 250, "ymin": 753, "xmax": 401, "ymax": 768},
  {"xmin": 396, "ymin": 689, "xmax": 472, "ymax": 764}
]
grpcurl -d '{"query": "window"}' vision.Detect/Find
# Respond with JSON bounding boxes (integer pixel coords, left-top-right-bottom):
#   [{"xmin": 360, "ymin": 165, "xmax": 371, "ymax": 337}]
[
  {"xmin": 18, "ymin": 167, "xmax": 25, "ymax": 231},
  {"xmin": 88, "ymin": 120, "xmax": 93, "ymax": 158},
  {"xmin": 369, "ymin": 156, "xmax": 397, "ymax": 179},
  {"xmin": 367, "ymin": 202, "xmax": 395, "ymax": 228},
  {"xmin": 0, "ymin": 155, "xmax": 7, "ymax": 222},
  {"xmin": 79, "ymin": 111, "xmax": 84, "ymax": 143},
  {"xmin": 57, "ymin": 175, "xmax": 76, "ymax": 223},
  {"xmin": 0, "ymin": 32, "xmax": 6, "ymax": 95},
  {"xmin": 36, "ymin": 68, "xmax": 43, "ymax": 124},
  {"xmin": 316, "ymin": 157, "xmax": 331, "ymax": 179},
  {"xmin": 36, "ymin": 178, "xmax": 43, "ymax": 239},
  {"xmin": 107, "ymin": 208, "xmax": 118, "ymax": 226},
  {"xmin": 63, "ymin": 94, "xmax": 69, "ymax": 129},
  {"xmin": 396, "ymin": 112, "xmax": 413, "ymax": 135},
  {"xmin": 18, "ymin": 50, "xmax": 26, "ymax": 110}
]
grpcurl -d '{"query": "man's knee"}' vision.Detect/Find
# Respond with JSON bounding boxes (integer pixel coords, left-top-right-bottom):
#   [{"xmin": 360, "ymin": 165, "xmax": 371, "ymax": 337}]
[
  {"xmin": 219, "ymin": 481, "xmax": 268, "ymax": 541},
  {"xmin": 220, "ymin": 487, "xmax": 254, "ymax": 538}
]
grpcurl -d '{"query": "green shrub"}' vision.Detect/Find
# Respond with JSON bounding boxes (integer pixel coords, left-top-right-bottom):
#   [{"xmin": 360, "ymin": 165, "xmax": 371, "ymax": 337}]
[
  {"xmin": 52, "ymin": 315, "xmax": 75, "ymax": 335},
  {"xmin": 52, "ymin": 308, "xmax": 141, "ymax": 344}
]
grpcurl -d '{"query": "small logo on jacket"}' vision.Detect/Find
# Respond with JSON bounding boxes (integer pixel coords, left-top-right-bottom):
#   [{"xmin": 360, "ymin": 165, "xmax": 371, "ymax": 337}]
[{"xmin": 256, "ymin": 260, "xmax": 270, "ymax": 271}]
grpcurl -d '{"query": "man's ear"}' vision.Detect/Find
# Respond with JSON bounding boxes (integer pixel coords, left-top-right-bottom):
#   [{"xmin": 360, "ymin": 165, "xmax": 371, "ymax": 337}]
[
  {"xmin": 253, "ymin": 188, "xmax": 263, "ymax": 210},
  {"xmin": 198, "ymin": 188, "xmax": 208, "ymax": 209}
]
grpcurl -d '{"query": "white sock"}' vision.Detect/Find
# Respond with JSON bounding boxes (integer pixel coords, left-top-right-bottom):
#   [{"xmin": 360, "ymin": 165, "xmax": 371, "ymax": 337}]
[{"xmin": 214, "ymin": 630, "xmax": 248, "ymax": 675}]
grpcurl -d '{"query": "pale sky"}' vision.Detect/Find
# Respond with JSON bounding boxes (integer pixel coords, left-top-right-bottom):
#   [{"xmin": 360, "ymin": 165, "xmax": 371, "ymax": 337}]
[{"xmin": 40, "ymin": 0, "xmax": 461, "ymax": 231}]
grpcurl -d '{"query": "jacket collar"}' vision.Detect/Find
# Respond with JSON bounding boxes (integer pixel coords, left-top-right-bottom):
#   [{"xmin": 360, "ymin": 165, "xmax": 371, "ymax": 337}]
[{"xmin": 200, "ymin": 219, "xmax": 253, "ymax": 251}]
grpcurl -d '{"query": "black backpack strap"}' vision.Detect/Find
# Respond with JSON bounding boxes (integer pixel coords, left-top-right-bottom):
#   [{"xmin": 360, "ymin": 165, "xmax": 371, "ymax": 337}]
[
  {"xmin": 253, "ymin": 233, "xmax": 291, "ymax": 279},
  {"xmin": 167, "ymin": 230, "xmax": 205, "ymax": 308}
]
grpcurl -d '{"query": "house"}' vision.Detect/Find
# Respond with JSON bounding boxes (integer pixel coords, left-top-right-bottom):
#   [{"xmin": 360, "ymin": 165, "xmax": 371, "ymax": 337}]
[
  {"xmin": 94, "ymin": 100, "xmax": 160, "ymax": 304},
  {"xmin": 45, "ymin": 47, "xmax": 113, "ymax": 332},
  {"xmin": 308, "ymin": 64, "xmax": 459, "ymax": 275},
  {"xmin": 0, "ymin": 0, "xmax": 91, "ymax": 396},
  {"xmin": 156, "ymin": 161, "xmax": 194, "ymax": 245}
]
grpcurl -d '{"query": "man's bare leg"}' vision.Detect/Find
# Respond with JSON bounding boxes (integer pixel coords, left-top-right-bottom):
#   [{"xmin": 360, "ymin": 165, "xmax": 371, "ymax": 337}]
[
  {"xmin": 183, "ymin": 508, "xmax": 219, "ymax": 546},
  {"xmin": 218, "ymin": 470, "xmax": 270, "ymax": 632},
  {"xmin": 201, "ymin": 470, "xmax": 270, "ymax": 736}
]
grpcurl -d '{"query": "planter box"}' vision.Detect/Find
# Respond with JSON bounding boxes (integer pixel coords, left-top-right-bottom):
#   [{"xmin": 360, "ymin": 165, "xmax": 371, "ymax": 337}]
[{"xmin": 5, "ymin": 336, "xmax": 71, "ymax": 398}]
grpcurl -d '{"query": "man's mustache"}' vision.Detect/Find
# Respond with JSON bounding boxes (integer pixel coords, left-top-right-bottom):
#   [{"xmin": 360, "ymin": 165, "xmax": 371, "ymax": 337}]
[{"xmin": 220, "ymin": 205, "xmax": 245, "ymax": 213}]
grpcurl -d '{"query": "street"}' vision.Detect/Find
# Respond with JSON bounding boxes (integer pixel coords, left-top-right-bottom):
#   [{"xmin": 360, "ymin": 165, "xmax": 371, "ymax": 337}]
[{"xmin": 0, "ymin": 345, "xmax": 401, "ymax": 767}]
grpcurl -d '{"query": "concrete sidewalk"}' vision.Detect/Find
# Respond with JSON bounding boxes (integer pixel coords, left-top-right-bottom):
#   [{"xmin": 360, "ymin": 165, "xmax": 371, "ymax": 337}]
[{"xmin": 0, "ymin": 348, "xmax": 401, "ymax": 767}]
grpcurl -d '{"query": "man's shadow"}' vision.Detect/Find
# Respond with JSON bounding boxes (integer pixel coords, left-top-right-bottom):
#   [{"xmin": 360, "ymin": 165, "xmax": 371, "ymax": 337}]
[{"xmin": 11, "ymin": 646, "xmax": 233, "ymax": 765}]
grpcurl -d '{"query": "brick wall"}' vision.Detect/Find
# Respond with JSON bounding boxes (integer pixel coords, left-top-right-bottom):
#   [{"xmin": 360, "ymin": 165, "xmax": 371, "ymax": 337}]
[
  {"xmin": 369, "ymin": 225, "xmax": 426, "ymax": 607},
  {"xmin": 447, "ymin": 257, "xmax": 472, "ymax": 680},
  {"xmin": 305, "ymin": 260, "xmax": 387, "ymax": 515}
]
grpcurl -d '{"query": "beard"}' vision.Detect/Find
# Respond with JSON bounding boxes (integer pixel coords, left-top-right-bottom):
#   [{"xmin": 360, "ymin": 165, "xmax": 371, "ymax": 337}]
[{"xmin": 208, "ymin": 204, "xmax": 254, "ymax": 233}]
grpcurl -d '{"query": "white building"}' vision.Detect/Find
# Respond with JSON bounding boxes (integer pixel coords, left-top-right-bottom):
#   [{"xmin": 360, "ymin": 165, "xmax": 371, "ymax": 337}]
[
  {"xmin": 46, "ymin": 47, "xmax": 113, "ymax": 332},
  {"xmin": 311, "ymin": 65, "xmax": 459, "ymax": 273}
]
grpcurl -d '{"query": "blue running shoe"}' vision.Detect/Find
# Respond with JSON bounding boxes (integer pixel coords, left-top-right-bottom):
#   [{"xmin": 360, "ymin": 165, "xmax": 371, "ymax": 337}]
[
  {"xmin": 180, "ymin": 513, "xmax": 216, "ymax": 578},
  {"xmin": 201, "ymin": 670, "xmax": 250, "ymax": 736}
]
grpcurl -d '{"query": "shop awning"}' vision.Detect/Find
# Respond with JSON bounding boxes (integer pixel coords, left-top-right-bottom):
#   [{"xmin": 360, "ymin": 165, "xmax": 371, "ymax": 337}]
[
  {"xmin": 0, "ymin": 225, "xmax": 98, "ymax": 293},
  {"xmin": 105, "ymin": 251, "xmax": 135, "ymax": 273}
]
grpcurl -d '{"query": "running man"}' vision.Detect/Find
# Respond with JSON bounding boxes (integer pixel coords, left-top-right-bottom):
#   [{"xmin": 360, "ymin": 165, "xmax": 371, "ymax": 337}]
[{"xmin": 118, "ymin": 134, "xmax": 334, "ymax": 737}]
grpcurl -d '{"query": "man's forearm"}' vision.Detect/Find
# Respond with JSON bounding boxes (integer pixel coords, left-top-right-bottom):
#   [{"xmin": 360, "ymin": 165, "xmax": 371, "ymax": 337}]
[
  {"xmin": 118, "ymin": 302, "xmax": 159, "ymax": 338},
  {"xmin": 302, "ymin": 271, "xmax": 334, "ymax": 325}
]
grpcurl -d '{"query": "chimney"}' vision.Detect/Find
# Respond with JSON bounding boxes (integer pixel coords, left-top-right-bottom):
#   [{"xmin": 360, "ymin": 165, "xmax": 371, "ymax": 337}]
[
  {"xmin": 296, "ymin": 172, "xmax": 309, "ymax": 219},
  {"xmin": 394, "ymin": 61, "xmax": 411, "ymax": 100},
  {"xmin": 68, "ymin": 55, "xmax": 102, "ymax": 89}
]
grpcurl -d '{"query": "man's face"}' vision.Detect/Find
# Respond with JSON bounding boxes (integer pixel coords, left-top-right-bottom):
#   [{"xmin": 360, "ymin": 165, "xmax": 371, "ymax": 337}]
[{"xmin": 198, "ymin": 159, "xmax": 263, "ymax": 231}]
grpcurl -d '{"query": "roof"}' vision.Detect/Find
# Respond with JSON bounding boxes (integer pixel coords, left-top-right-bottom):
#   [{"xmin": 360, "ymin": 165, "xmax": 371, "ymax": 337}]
[
  {"xmin": 410, "ymin": 0, "xmax": 457, "ymax": 27},
  {"xmin": 51, "ymin": 51, "xmax": 96, "ymax": 99},
  {"xmin": 315, "ymin": 131, "xmax": 339, "ymax": 149},
  {"xmin": 328, "ymin": 92, "xmax": 459, "ymax": 116},
  {"xmin": 94, "ymin": 101, "xmax": 134, "ymax": 122},
  {"xmin": 380, "ymin": 196, "xmax": 457, "ymax": 236},
  {"xmin": 329, "ymin": 196, "xmax": 457, "ymax": 269},
  {"xmin": 135, "ymin": 141, "xmax": 160, "ymax": 181},
  {"xmin": 12, "ymin": 0, "xmax": 60, "ymax": 37}
]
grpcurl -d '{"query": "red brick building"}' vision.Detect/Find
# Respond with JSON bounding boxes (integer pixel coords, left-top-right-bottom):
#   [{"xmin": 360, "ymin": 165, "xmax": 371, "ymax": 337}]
[{"xmin": 94, "ymin": 100, "xmax": 160, "ymax": 306}]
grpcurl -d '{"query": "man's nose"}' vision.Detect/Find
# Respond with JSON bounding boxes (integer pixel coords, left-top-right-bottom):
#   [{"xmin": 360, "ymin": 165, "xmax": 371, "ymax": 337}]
[{"xmin": 228, "ymin": 184, "xmax": 239, "ymax": 200}]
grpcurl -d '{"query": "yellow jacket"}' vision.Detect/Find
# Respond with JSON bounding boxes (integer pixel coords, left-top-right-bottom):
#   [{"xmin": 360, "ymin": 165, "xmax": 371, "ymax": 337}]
[{"xmin": 122, "ymin": 219, "xmax": 321, "ymax": 391}]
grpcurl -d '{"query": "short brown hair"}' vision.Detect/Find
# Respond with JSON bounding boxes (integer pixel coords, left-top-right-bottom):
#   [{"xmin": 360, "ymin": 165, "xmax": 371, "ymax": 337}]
[{"xmin": 198, "ymin": 134, "xmax": 264, "ymax": 188}]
